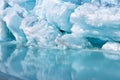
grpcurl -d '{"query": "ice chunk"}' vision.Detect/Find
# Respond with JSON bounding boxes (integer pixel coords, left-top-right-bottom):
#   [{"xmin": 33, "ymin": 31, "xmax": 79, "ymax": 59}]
[
  {"xmin": 70, "ymin": 3, "xmax": 120, "ymax": 41},
  {"xmin": 102, "ymin": 42, "xmax": 120, "ymax": 51},
  {"xmin": 46, "ymin": 2, "xmax": 76, "ymax": 32},
  {"xmin": 0, "ymin": 19, "xmax": 15, "ymax": 41},
  {"xmin": 35, "ymin": 0, "xmax": 76, "ymax": 32},
  {"xmin": 3, "ymin": 4, "xmax": 28, "ymax": 42},
  {"xmin": 0, "ymin": 0, "xmax": 6, "ymax": 9},
  {"xmin": 55, "ymin": 34, "xmax": 91, "ymax": 49},
  {"xmin": 21, "ymin": 16, "xmax": 60, "ymax": 47},
  {"xmin": 6, "ymin": 0, "xmax": 36, "ymax": 10}
]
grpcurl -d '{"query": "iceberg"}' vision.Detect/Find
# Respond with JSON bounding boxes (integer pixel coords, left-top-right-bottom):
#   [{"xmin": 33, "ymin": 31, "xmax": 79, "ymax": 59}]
[
  {"xmin": 0, "ymin": 0, "xmax": 120, "ymax": 50},
  {"xmin": 0, "ymin": 0, "xmax": 120, "ymax": 80}
]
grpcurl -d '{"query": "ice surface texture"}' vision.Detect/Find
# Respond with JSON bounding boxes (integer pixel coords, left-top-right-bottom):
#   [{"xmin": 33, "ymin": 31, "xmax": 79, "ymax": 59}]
[{"xmin": 0, "ymin": 0, "xmax": 120, "ymax": 50}]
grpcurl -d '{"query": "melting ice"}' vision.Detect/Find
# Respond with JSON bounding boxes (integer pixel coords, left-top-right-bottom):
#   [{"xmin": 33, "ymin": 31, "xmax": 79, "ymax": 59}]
[
  {"xmin": 0, "ymin": 0, "xmax": 120, "ymax": 80},
  {"xmin": 0, "ymin": 0, "xmax": 120, "ymax": 50}
]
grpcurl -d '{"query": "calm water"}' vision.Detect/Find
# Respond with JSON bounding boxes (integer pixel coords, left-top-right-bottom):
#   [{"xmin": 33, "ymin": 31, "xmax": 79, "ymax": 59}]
[{"xmin": 0, "ymin": 42, "xmax": 120, "ymax": 80}]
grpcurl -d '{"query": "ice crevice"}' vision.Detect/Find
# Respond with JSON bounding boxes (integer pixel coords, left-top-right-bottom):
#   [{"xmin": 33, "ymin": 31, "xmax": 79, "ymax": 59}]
[{"xmin": 0, "ymin": 0, "xmax": 120, "ymax": 50}]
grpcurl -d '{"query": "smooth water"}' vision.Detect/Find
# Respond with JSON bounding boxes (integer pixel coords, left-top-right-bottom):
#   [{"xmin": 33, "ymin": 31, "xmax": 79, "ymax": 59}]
[{"xmin": 0, "ymin": 42, "xmax": 120, "ymax": 80}]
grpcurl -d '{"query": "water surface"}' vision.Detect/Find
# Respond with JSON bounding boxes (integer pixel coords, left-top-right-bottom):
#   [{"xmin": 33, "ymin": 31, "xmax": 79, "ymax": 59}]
[{"xmin": 0, "ymin": 42, "xmax": 120, "ymax": 80}]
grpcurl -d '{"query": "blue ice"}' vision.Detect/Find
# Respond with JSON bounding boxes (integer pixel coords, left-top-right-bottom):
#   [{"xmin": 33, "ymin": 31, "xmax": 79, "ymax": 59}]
[{"xmin": 0, "ymin": 0, "xmax": 120, "ymax": 80}]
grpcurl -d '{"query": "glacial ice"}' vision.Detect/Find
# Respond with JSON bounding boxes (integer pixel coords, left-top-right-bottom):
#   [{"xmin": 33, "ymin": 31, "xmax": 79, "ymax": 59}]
[
  {"xmin": 0, "ymin": 0, "xmax": 120, "ymax": 50},
  {"xmin": 0, "ymin": 0, "xmax": 120, "ymax": 80}
]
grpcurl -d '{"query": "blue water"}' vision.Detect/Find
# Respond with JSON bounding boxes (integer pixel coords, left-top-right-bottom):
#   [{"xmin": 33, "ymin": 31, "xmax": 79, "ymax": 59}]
[{"xmin": 0, "ymin": 42, "xmax": 120, "ymax": 80}]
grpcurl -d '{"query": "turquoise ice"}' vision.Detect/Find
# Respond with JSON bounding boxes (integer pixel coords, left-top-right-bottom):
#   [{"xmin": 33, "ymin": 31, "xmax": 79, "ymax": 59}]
[
  {"xmin": 0, "ymin": 0, "xmax": 120, "ymax": 79},
  {"xmin": 0, "ymin": 0, "xmax": 120, "ymax": 50}
]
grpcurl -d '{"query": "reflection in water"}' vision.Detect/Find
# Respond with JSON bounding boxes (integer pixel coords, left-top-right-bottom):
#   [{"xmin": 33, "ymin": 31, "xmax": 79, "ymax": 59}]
[{"xmin": 0, "ymin": 42, "xmax": 120, "ymax": 80}]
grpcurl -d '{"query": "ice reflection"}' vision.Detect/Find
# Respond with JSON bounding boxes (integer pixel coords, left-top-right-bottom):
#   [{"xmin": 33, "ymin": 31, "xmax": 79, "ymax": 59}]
[{"xmin": 0, "ymin": 42, "xmax": 120, "ymax": 80}]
